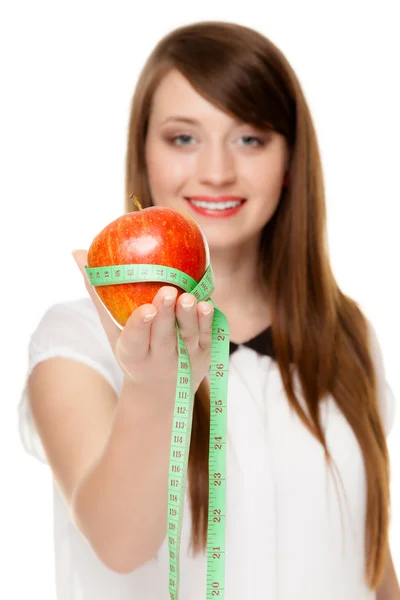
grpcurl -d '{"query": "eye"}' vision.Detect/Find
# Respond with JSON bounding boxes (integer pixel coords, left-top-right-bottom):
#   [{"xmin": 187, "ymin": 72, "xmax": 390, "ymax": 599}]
[
  {"xmin": 169, "ymin": 134, "xmax": 195, "ymax": 146},
  {"xmin": 239, "ymin": 136, "xmax": 265, "ymax": 147},
  {"xmin": 166, "ymin": 133, "xmax": 265, "ymax": 148}
]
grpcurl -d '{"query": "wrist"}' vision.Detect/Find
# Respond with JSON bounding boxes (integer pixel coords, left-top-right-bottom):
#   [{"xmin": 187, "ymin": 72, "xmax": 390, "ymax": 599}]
[{"xmin": 118, "ymin": 375, "xmax": 176, "ymax": 419}]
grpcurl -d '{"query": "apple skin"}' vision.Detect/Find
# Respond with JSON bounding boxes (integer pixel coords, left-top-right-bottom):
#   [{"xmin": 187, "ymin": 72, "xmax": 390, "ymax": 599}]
[{"xmin": 87, "ymin": 206, "xmax": 208, "ymax": 327}]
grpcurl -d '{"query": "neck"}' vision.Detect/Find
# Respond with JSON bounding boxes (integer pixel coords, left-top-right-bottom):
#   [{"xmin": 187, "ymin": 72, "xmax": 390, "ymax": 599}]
[{"xmin": 208, "ymin": 242, "xmax": 269, "ymax": 318}]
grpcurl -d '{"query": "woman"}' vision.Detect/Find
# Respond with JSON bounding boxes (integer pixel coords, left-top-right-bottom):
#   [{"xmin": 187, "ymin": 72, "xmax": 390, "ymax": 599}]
[{"xmin": 19, "ymin": 20, "xmax": 398, "ymax": 599}]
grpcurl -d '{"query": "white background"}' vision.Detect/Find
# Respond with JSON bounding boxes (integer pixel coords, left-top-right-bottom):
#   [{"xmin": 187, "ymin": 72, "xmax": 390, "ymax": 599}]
[{"xmin": 1, "ymin": 0, "xmax": 399, "ymax": 597}]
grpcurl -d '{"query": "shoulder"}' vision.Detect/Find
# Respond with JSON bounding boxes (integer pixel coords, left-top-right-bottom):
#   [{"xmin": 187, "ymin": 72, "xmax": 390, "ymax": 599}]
[
  {"xmin": 27, "ymin": 296, "xmax": 122, "ymax": 391},
  {"xmin": 33, "ymin": 296, "xmax": 101, "ymax": 329},
  {"xmin": 30, "ymin": 297, "xmax": 106, "ymax": 346}
]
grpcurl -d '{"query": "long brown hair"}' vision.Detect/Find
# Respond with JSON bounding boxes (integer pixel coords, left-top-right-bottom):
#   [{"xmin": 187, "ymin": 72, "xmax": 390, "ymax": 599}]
[{"xmin": 123, "ymin": 21, "xmax": 390, "ymax": 589}]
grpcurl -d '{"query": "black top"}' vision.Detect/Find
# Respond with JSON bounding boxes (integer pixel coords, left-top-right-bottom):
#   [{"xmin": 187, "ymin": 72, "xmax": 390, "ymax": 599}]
[{"xmin": 229, "ymin": 325, "xmax": 275, "ymax": 358}]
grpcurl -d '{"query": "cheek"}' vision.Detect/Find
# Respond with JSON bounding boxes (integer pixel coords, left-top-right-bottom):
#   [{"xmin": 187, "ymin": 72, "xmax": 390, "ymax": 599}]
[
  {"xmin": 145, "ymin": 139, "xmax": 190, "ymax": 190},
  {"xmin": 242, "ymin": 161, "xmax": 277, "ymax": 197},
  {"xmin": 249, "ymin": 154, "xmax": 285, "ymax": 193},
  {"xmin": 146, "ymin": 157, "xmax": 168, "ymax": 191}
]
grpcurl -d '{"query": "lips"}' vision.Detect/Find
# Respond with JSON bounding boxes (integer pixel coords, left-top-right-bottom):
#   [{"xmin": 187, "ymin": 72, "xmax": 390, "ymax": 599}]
[
  {"xmin": 184, "ymin": 196, "xmax": 246, "ymax": 218},
  {"xmin": 187, "ymin": 195, "xmax": 245, "ymax": 202}
]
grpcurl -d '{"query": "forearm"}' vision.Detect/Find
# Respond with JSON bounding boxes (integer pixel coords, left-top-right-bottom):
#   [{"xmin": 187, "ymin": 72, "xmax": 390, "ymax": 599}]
[{"xmin": 71, "ymin": 375, "xmax": 175, "ymax": 573}]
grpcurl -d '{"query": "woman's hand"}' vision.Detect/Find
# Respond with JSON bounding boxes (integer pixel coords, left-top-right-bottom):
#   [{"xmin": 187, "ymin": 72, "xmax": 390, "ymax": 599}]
[{"xmin": 72, "ymin": 249, "xmax": 214, "ymax": 399}]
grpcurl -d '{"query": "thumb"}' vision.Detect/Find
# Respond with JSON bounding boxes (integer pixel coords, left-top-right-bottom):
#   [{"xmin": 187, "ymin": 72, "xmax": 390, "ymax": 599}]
[
  {"xmin": 71, "ymin": 249, "xmax": 88, "ymax": 275},
  {"xmin": 71, "ymin": 248, "xmax": 121, "ymax": 352},
  {"xmin": 72, "ymin": 248, "xmax": 94, "ymax": 294}
]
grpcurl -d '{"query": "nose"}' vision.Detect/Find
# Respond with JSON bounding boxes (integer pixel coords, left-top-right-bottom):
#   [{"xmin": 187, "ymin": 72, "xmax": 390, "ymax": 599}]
[{"xmin": 197, "ymin": 142, "xmax": 236, "ymax": 187}]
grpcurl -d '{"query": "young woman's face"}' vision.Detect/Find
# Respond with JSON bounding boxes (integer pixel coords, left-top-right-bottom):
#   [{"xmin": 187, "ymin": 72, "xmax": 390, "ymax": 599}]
[{"xmin": 144, "ymin": 69, "xmax": 290, "ymax": 251}]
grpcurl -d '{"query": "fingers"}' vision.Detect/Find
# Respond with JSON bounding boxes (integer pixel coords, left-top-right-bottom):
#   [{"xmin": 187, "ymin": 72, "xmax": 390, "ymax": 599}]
[
  {"xmin": 196, "ymin": 301, "xmax": 215, "ymax": 350},
  {"xmin": 72, "ymin": 249, "xmax": 120, "ymax": 354},
  {"xmin": 71, "ymin": 251, "xmax": 215, "ymax": 386},
  {"xmin": 150, "ymin": 286, "xmax": 179, "ymax": 356},
  {"xmin": 117, "ymin": 286, "xmax": 211, "ymax": 368},
  {"xmin": 150, "ymin": 288, "xmax": 207, "ymax": 358},
  {"xmin": 115, "ymin": 301, "xmax": 158, "ymax": 367},
  {"xmin": 146, "ymin": 289, "xmax": 214, "ymax": 358},
  {"xmin": 118, "ymin": 285, "xmax": 178, "ymax": 364},
  {"xmin": 72, "ymin": 254, "xmax": 215, "ymax": 386},
  {"xmin": 174, "ymin": 292, "xmax": 199, "ymax": 352},
  {"xmin": 175, "ymin": 293, "xmax": 215, "ymax": 356}
]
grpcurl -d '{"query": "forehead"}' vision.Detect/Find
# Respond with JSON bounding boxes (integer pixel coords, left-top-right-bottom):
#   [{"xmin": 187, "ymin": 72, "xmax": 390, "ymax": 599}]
[{"xmin": 150, "ymin": 69, "xmax": 237, "ymax": 128}]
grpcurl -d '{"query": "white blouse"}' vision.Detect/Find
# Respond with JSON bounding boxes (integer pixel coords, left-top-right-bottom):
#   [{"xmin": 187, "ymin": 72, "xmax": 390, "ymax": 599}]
[{"xmin": 18, "ymin": 297, "xmax": 396, "ymax": 599}]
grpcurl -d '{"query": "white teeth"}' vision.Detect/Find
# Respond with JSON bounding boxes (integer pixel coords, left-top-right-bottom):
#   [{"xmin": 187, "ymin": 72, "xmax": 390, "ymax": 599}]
[{"xmin": 189, "ymin": 199, "xmax": 243, "ymax": 210}]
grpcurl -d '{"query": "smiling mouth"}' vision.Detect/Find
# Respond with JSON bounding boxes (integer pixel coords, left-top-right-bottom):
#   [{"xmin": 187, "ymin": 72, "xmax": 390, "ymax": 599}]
[
  {"xmin": 184, "ymin": 198, "xmax": 246, "ymax": 210},
  {"xmin": 183, "ymin": 197, "xmax": 247, "ymax": 217}
]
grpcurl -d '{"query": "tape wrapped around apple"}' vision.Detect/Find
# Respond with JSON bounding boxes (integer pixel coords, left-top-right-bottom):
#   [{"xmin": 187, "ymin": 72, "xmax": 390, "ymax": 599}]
[{"xmin": 87, "ymin": 194, "xmax": 209, "ymax": 327}]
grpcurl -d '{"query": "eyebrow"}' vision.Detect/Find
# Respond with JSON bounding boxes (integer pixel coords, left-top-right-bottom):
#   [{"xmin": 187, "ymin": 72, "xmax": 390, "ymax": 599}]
[{"xmin": 160, "ymin": 115, "xmax": 244, "ymax": 126}]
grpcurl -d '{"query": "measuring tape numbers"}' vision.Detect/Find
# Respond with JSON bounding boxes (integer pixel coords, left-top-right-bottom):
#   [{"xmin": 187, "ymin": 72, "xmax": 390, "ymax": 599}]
[{"xmin": 85, "ymin": 262, "xmax": 230, "ymax": 599}]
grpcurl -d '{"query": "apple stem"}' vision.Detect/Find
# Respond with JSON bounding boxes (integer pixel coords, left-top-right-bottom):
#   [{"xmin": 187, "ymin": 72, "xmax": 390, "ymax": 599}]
[{"xmin": 129, "ymin": 192, "xmax": 143, "ymax": 211}]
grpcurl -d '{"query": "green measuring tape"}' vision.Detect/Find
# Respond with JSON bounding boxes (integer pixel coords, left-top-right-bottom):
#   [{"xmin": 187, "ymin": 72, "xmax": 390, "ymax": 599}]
[{"xmin": 85, "ymin": 261, "xmax": 229, "ymax": 599}]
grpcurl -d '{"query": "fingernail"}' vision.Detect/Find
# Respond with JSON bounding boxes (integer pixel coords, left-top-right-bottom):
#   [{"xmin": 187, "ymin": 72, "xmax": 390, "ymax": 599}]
[
  {"xmin": 163, "ymin": 295, "xmax": 176, "ymax": 307},
  {"xmin": 71, "ymin": 250, "xmax": 79, "ymax": 265},
  {"xmin": 201, "ymin": 305, "xmax": 213, "ymax": 315},
  {"xmin": 143, "ymin": 311, "xmax": 157, "ymax": 322},
  {"xmin": 181, "ymin": 298, "xmax": 195, "ymax": 310}
]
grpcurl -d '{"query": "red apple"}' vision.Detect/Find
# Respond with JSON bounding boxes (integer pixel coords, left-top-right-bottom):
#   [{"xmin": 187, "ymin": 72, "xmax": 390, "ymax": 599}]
[{"xmin": 87, "ymin": 198, "xmax": 208, "ymax": 327}]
